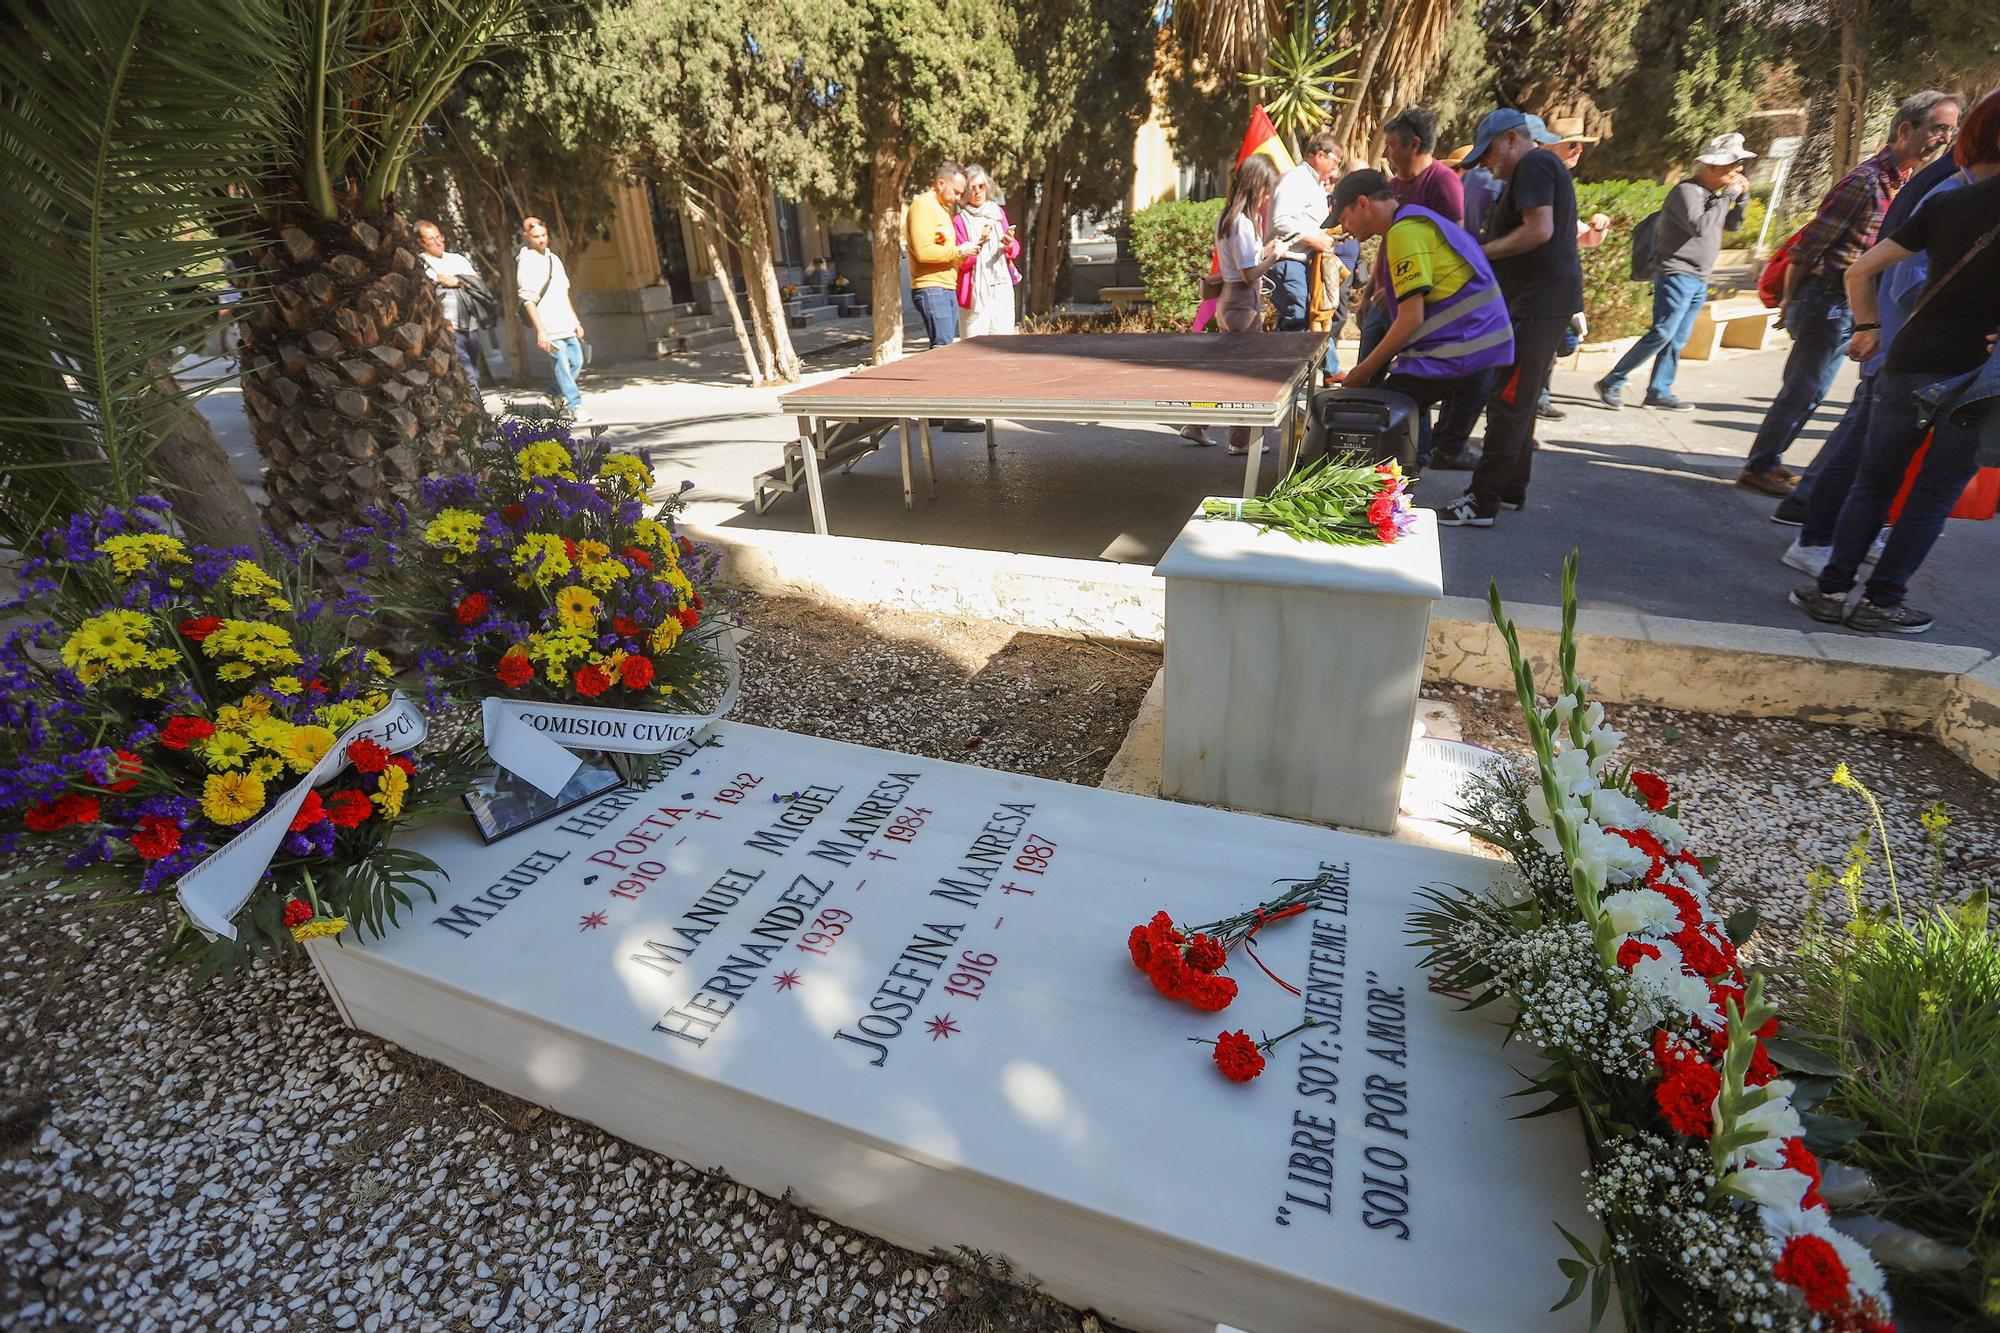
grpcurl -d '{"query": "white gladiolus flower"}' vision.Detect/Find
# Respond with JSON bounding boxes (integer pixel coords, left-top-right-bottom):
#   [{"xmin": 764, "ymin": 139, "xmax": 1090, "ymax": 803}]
[
  {"xmin": 1721, "ymin": 1080, "xmax": 1803, "ymax": 1169},
  {"xmin": 1552, "ymin": 745, "xmax": 1596, "ymax": 796},
  {"xmin": 1583, "ymin": 700, "xmax": 1605, "ymax": 730},
  {"xmin": 1549, "ymin": 693, "xmax": 1579, "ymax": 727},
  {"xmin": 1825, "ymin": 1228, "xmax": 1887, "ymax": 1296},
  {"xmin": 1604, "ymin": 888, "xmax": 1678, "ymax": 936},
  {"xmin": 1725, "ymin": 1166, "xmax": 1813, "ymax": 1212},
  {"xmin": 1584, "ymin": 724, "xmax": 1624, "ymax": 769}
]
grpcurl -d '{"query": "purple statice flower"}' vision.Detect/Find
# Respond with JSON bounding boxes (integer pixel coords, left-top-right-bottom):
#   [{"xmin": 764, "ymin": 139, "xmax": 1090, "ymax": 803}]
[
  {"xmin": 66, "ymin": 836, "xmax": 116, "ymax": 869},
  {"xmin": 332, "ymin": 590, "xmax": 372, "ymax": 616},
  {"xmin": 283, "ymin": 820, "xmax": 337, "ymax": 859},
  {"xmin": 419, "ymin": 473, "xmax": 479, "ymax": 508},
  {"xmin": 140, "ymin": 837, "xmax": 208, "ymax": 893}
]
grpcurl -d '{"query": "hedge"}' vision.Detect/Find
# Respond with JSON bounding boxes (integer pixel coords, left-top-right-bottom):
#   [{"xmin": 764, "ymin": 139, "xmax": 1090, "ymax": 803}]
[
  {"xmin": 1130, "ymin": 198, "xmax": 1224, "ymax": 331},
  {"xmin": 1575, "ymin": 178, "xmax": 1670, "ymax": 341}
]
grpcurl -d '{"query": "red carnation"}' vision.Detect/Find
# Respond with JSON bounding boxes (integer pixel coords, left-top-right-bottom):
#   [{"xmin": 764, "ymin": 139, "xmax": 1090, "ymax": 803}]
[
  {"xmin": 1187, "ymin": 972, "xmax": 1238, "ymax": 1012},
  {"xmin": 1610, "ymin": 825, "xmax": 1667, "ymax": 863},
  {"xmin": 691, "ymin": 593, "xmax": 704, "ymax": 610},
  {"xmin": 1213, "ymin": 1030, "xmax": 1266, "ymax": 1083},
  {"xmin": 576, "ymin": 664, "xmax": 612, "ymax": 698},
  {"xmin": 1367, "ymin": 491, "xmax": 1395, "ymax": 527},
  {"xmin": 612, "ymin": 615, "xmax": 641, "ymax": 637},
  {"xmin": 347, "ymin": 738, "xmax": 390, "ymax": 774},
  {"xmin": 160, "ymin": 716, "xmax": 215, "ymax": 750},
  {"xmin": 622, "ymin": 546, "xmax": 652, "ymax": 571},
  {"xmin": 1183, "ymin": 932, "xmax": 1227, "ymax": 974},
  {"xmin": 679, "ymin": 536, "xmax": 695, "ymax": 559},
  {"xmin": 127, "ymin": 815, "xmax": 181, "ymax": 860},
  {"xmin": 1780, "ymin": 1138, "xmax": 1826, "ymax": 1211},
  {"xmin": 1772, "ymin": 1234, "xmax": 1850, "ymax": 1314},
  {"xmin": 562, "ymin": 537, "xmax": 579, "ymax": 561},
  {"xmin": 676, "ymin": 607, "xmax": 700, "ymax": 630},
  {"xmin": 1127, "ymin": 924, "xmax": 1154, "ymax": 970},
  {"xmin": 103, "ymin": 750, "xmax": 143, "ymax": 794},
  {"xmin": 1615, "ymin": 938, "xmax": 1661, "ymax": 971},
  {"xmin": 1708, "ymin": 984, "xmax": 1779, "ymax": 1040},
  {"xmin": 496, "ymin": 649, "xmax": 534, "ymax": 688},
  {"xmin": 1147, "ymin": 952, "xmax": 1191, "ymax": 1001},
  {"xmin": 1671, "ymin": 924, "xmax": 1733, "ymax": 979},
  {"xmin": 282, "ymin": 898, "xmax": 313, "ymax": 928},
  {"xmin": 502, "ymin": 503, "xmax": 527, "ymax": 524},
  {"xmin": 386, "ymin": 754, "xmax": 415, "ymax": 776},
  {"xmin": 1658, "ymin": 882, "xmax": 1704, "ymax": 931},
  {"xmin": 24, "ymin": 792, "xmax": 100, "ymax": 833},
  {"xmin": 178, "ymin": 616, "xmax": 223, "ymax": 642},
  {"xmin": 326, "ymin": 790, "xmax": 373, "ymax": 829},
  {"xmin": 289, "ymin": 790, "xmax": 326, "ymax": 832},
  {"xmin": 619, "ymin": 655, "xmax": 654, "ymax": 690},
  {"xmin": 1654, "ymin": 1057, "xmax": 1720, "ymax": 1138},
  {"xmin": 1630, "ymin": 771, "xmax": 1671, "ymax": 812},
  {"xmin": 455, "ymin": 591, "xmax": 491, "ymax": 626}
]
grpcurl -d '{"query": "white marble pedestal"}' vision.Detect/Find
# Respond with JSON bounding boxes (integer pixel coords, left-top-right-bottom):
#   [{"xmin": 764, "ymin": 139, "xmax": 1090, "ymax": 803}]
[{"xmin": 1154, "ymin": 505, "xmax": 1442, "ymax": 833}]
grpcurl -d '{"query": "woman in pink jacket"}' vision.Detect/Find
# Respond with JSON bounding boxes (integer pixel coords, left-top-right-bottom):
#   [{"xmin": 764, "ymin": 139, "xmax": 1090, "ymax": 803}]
[{"xmin": 953, "ymin": 164, "xmax": 1021, "ymax": 336}]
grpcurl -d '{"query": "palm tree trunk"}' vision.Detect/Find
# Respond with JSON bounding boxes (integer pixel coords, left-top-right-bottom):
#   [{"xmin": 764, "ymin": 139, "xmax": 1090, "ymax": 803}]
[
  {"xmin": 145, "ymin": 359, "xmax": 262, "ymax": 547},
  {"xmin": 1334, "ymin": 0, "xmax": 1411, "ymax": 153},
  {"xmin": 868, "ymin": 127, "xmax": 913, "ymax": 364},
  {"xmin": 238, "ymin": 206, "xmax": 481, "ymax": 538}
]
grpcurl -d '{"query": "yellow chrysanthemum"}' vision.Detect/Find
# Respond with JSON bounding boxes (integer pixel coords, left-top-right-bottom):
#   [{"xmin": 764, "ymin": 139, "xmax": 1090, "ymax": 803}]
[
  {"xmin": 423, "ymin": 508, "xmax": 486, "ymax": 556},
  {"xmin": 527, "ymin": 627, "xmax": 593, "ymax": 669},
  {"xmin": 201, "ymin": 771, "xmax": 266, "ymax": 825},
  {"xmin": 227, "ymin": 560, "xmax": 286, "ymax": 599},
  {"xmin": 76, "ymin": 663, "xmax": 107, "ymax": 685},
  {"xmin": 315, "ymin": 699, "xmax": 368, "ymax": 733},
  {"xmin": 362, "ymin": 650, "xmax": 392, "ymax": 678},
  {"xmin": 510, "ymin": 533, "xmax": 572, "ymax": 587},
  {"xmin": 283, "ymin": 725, "xmax": 337, "ymax": 774},
  {"xmin": 60, "ymin": 610, "xmax": 151, "ymax": 669},
  {"xmin": 371, "ymin": 764, "xmax": 410, "ymax": 818},
  {"xmin": 650, "ymin": 618, "xmax": 683, "ymax": 653},
  {"xmin": 555, "ymin": 585, "xmax": 601, "ymax": 630},
  {"xmin": 515, "ymin": 440, "xmax": 576, "ymax": 480},
  {"xmin": 97, "ymin": 533, "xmax": 191, "ymax": 576},
  {"xmin": 594, "ymin": 454, "xmax": 653, "ymax": 495},
  {"xmin": 666, "ymin": 567, "xmax": 695, "ymax": 598},
  {"xmin": 201, "ymin": 731, "xmax": 253, "ymax": 771},
  {"xmin": 289, "ymin": 915, "xmax": 349, "ymax": 944},
  {"xmin": 217, "ymin": 662, "xmax": 255, "ymax": 682},
  {"xmin": 242, "ymin": 716, "xmax": 296, "ymax": 753},
  {"xmin": 582, "ymin": 561, "xmax": 629, "ymax": 592},
  {"xmin": 144, "ymin": 649, "xmax": 180, "ymax": 670},
  {"xmin": 269, "ymin": 676, "xmax": 302, "ymax": 696},
  {"xmin": 264, "ymin": 596, "xmax": 293, "ymax": 613},
  {"xmin": 630, "ymin": 517, "xmax": 675, "ymax": 552},
  {"xmin": 248, "ymin": 755, "xmax": 286, "ymax": 781},
  {"xmin": 575, "ymin": 540, "xmax": 611, "ymax": 565},
  {"xmin": 203, "ymin": 619, "xmax": 300, "ymax": 667},
  {"xmin": 101, "ymin": 638, "xmax": 149, "ymax": 672}
]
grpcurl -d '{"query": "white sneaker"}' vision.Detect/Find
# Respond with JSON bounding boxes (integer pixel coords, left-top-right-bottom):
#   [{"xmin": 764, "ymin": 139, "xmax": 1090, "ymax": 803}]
[
  {"xmin": 570, "ymin": 407, "xmax": 593, "ymax": 424},
  {"xmin": 1865, "ymin": 526, "xmax": 1889, "ymax": 563},
  {"xmin": 1225, "ymin": 441, "xmax": 1269, "ymax": 456},
  {"xmin": 1782, "ymin": 538, "xmax": 1831, "ymax": 577},
  {"xmin": 1179, "ymin": 424, "xmax": 1213, "ymax": 447}
]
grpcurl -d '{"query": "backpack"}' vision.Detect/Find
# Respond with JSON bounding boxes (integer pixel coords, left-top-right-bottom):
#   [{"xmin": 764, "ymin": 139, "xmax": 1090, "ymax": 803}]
[
  {"xmin": 1627, "ymin": 211, "xmax": 1661, "ymax": 280},
  {"xmin": 1757, "ymin": 228, "xmax": 1805, "ymax": 309}
]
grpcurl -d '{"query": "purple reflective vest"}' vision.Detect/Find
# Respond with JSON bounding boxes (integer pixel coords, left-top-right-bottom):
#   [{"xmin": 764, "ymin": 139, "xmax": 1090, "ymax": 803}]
[{"xmin": 1379, "ymin": 204, "xmax": 1515, "ymax": 378}]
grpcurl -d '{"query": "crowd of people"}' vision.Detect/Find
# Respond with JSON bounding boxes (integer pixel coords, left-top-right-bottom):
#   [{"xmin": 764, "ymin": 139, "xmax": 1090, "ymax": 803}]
[{"xmin": 1176, "ymin": 87, "xmax": 1997, "ymax": 633}]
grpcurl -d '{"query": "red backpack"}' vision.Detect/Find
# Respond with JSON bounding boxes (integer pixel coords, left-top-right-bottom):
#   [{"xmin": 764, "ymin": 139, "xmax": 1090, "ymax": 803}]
[{"xmin": 1757, "ymin": 228, "xmax": 1806, "ymax": 308}]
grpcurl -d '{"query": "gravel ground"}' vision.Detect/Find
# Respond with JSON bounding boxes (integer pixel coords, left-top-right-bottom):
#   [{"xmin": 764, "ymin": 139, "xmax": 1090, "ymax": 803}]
[
  {"xmin": 0, "ymin": 597, "xmax": 1156, "ymax": 1333},
  {"xmin": 1431, "ymin": 682, "xmax": 2000, "ymax": 974},
  {"xmin": 5, "ymin": 597, "xmax": 1993, "ymax": 1333}
]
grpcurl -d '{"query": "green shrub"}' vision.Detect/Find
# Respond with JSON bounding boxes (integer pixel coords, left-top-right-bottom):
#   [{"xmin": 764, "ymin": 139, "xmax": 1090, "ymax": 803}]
[
  {"xmin": 1574, "ymin": 178, "xmax": 1668, "ymax": 341},
  {"xmin": 1721, "ymin": 192, "xmax": 1767, "ymax": 250},
  {"xmin": 1791, "ymin": 778, "xmax": 2000, "ymax": 1327},
  {"xmin": 1129, "ymin": 198, "xmax": 1224, "ymax": 331}
]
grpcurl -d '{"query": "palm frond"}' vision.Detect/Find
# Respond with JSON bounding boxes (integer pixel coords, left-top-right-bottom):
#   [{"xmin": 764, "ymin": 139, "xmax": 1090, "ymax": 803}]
[{"xmin": 0, "ymin": 0, "xmax": 286, "ymax": 547}]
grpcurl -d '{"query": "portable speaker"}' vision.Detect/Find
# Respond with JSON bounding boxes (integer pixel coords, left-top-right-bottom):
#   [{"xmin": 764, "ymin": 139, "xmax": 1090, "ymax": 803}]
[{"xmin": 1301, "ymin": 387, "xmax": 1419, "ymax": 470}]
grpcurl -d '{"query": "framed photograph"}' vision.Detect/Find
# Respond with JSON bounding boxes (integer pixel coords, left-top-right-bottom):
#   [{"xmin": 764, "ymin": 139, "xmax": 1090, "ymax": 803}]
[{"xmin": 461, "ymin": 752, "xmax": 626, "ymax": 845}]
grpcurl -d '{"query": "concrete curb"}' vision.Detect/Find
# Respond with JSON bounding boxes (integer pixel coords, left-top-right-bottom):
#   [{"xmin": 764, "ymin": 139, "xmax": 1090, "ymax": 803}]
[{"xmin": 695, "ymin": 525, "xmax": 2000, "ymax": 780}]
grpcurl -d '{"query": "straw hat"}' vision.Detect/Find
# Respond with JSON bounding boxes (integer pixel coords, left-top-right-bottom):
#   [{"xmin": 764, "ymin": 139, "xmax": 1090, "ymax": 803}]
[
  {"xmin": 1546, "ymin": 116, "xmax": 1599, "ymax": 145},
  {"xmin": 1443, "ymin": 144, "xmax": 1473, "ymax": 167}
]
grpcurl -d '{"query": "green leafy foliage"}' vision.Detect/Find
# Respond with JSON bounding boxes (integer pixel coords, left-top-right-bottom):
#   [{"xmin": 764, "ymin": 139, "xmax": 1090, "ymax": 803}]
[
  {"xmin": 1574, "ymin": 179, "xmax": 1670, "ymax": 341},
  {"xmin": 1792, "ymin": 784, "xmax": 2000, "ymax": 1328},
  {"xmin": 1128, "ymin": 198, "xmax": 1225, "ymax": 330},
  {"xmin": 1201, "ymin": 453, "xmax": 1406, "ymax": 545},
  {"xmin": 1243, "ymin": 1, "xmax": 1358, "ymax": 147}
]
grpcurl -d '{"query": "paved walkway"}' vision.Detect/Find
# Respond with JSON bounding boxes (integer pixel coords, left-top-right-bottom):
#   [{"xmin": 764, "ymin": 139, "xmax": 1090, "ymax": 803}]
[{"xmin": 195, "ymin": 318, "xmax": 2000, "ymax": 651}]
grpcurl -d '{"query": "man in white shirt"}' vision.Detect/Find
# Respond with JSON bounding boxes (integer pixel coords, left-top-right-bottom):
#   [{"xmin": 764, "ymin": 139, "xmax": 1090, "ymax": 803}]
[
  {"xmin": 1268, "ymin": 130, "xmax": 1344, "ymax": 330},
  {"xmin": 417, "ymin": 219, "xmax": 486, "ymax": 390},
  {"xmin": 517, "ymin": 216, "xmax": 589, "ymax": 421}
]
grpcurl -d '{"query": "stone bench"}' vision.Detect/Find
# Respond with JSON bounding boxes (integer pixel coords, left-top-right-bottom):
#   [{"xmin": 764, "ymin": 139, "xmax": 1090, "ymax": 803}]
[
  {"xmin": 1682, "ymin": 298, "xmax": 1779, "ymax": 361},
  {"xmin": 1098, "ymin": 285, "xmax": 1151, "ymax": 314}
]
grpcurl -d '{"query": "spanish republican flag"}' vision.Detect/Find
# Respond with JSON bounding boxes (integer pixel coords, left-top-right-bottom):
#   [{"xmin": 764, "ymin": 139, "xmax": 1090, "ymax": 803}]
[{"xmin": 1192, "ymin": 106, "xmax": 1295, "ymax": 331}]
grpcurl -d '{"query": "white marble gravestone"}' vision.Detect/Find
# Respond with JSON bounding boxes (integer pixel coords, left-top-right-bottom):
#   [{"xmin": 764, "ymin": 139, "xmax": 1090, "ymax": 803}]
[
  {"xmin": 306, "ymin": 722, "xmax": 1596, "ymax": 1333},
  {"xmin": 1155, "ymin": 506, "xmax": 1443, "ymax": 833}
]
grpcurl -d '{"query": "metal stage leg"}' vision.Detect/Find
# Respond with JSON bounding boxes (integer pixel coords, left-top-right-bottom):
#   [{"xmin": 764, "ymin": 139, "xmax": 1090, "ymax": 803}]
[
  {"xmin": 1240, "ymin": 423, "xmax": 1263, "ymax": 498},
  {"xmin": 802, "ymin": 418, "xmax": 830, "ymax": 536},
  {"xmin": 898, "ymin": 419, "xmax": 914, "ymax": 509},
  {"xmin": 918, "ymin": 419, "xmax": 937, "ymax": 499},
  {"xmin": 984, "ymin": 419, "xmax": 996, "ymax": 452}
]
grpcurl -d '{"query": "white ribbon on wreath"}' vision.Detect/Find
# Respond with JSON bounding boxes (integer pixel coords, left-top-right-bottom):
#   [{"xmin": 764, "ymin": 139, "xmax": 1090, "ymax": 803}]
[
  {"xmin": 176, "ymin": 692, "xmax": 430, "ymax": 940},
  {"xmin": 479, "ymin": 628, "xmax": 741, "ymax": 798}
]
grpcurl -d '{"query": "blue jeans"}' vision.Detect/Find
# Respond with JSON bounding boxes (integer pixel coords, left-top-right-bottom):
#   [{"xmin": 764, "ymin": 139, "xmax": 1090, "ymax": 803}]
[
  {"xmin": 912, "ymin": 286, "xmax": 958, "ymax": 349},
  {"xmin": 1433, "ymin": 365, "xmax": 1496, "ymax": 456},
  {"xmin": 1816, "ymin": 370, "xmax": 1980, "ymax": 606},
  {"xmin": 453, "ymin": 328, "xmax": 483, "ymax": 389},
  {"xmin": 1747, "ymin": 277, "xmax": 1851, "ymax": 474},
  {"xmin": 548, "ymin": 335, "xmax": 583, "ymax": 411},
  {"xmin": 1604, "ymin": 272, "xmax": 1707, "ymax": 400},
  {"xmin": 1358, "ymin": 302, "xmax": 1391, "ymax": 364},
  {"xmin": 1270, "ymin": 259, "xmax": 1310, "ymax": 330},
  {"xmin": 1798, "ymin": 377, "xmax": 1875, "ymax": 546}
]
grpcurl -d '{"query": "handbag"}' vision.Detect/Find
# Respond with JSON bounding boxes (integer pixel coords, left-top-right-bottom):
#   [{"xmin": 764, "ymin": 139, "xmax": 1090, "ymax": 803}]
[{"xmin": 1886, "ymin": 436, "xmax": 1999, "ymax": 522}]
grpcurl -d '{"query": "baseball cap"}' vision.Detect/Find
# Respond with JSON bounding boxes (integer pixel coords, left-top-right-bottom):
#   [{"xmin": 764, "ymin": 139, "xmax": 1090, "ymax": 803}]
[
  {"xmin": 1695, "ymin": 132, "xmax": 1758, "ymax": 166},
  {"xmin": 1330, "ymin": 169, "xmax": 1393, "ymax": 216},
  {"xmin": 1468, "ymin": 109, "xmax": 1561, "ymax": 166}
]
